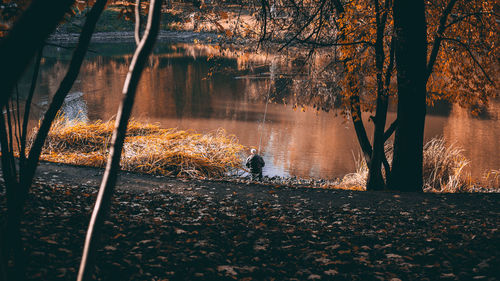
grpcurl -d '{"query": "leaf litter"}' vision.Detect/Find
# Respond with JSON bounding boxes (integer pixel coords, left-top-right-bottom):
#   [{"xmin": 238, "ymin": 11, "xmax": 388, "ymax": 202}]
[{"xmin": 1, "ymin": 165, "xmax": 498, "ymax": 281}]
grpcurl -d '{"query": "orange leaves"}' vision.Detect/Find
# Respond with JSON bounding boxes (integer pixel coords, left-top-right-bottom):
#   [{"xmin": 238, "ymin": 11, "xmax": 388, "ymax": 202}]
[{"xmin": 219, "ymin": 11, "xmax": 229, "ymax": 20}]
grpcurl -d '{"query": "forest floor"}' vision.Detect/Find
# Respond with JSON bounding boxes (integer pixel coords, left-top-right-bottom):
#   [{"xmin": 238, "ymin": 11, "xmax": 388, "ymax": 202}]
[{"xmin": 4, "ymin": 162, "xmax": 499, "ymax": 280}]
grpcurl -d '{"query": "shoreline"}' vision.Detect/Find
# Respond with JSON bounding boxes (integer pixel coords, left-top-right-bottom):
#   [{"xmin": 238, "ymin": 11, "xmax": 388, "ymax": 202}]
[
  {"xmin": 28, "ymin": 160, "xmax": 500, "ymax": 193},
  {"xmin": 48, "ymin": 30, "xmax": 222, "ymax": 44}
]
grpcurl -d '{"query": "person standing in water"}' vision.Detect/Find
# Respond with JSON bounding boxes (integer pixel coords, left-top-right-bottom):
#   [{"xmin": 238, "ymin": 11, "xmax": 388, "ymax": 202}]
[{"xmin": 246, "ymin": 148, "xmax": 265, "ymax": 181}]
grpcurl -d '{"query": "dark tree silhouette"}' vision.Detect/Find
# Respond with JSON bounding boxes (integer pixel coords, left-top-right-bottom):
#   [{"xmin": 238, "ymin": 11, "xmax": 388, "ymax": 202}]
[
  {"xmin": 387, "ymin": 0, "xmax": 428, "ymax": 191},
  {"xmin": 0, "ymin": 1, "xmax": 107, "ymax": 279},
  {"xmin": 0, "ymin": 0, "xmax": 74, "ymax": 110},
  {"xmin": 77, "ymin": 0, "xmax": 163, "ymax": 280}
]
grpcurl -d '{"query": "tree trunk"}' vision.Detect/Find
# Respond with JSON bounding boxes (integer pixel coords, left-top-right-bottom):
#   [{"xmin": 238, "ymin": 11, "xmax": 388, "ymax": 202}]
[
  {"xmin": 387, "ymin": 0, "xmax": 427, "ymax": 192},
  {"xmin": 22, "ymin": 0, "xmax": 109, "ymax": 188},
  {"xmin": 349, "ymin": 95, "xmax": 372, "ymax": 165},
  {"xmin": 366, "ymin": 93, "xmax": 388, "ymax": 190},
  {"xmin": 0, "ymin": 1, "xmax": 107, "ymax": 280},
  {"xmin": 77, "ymin": 1, "xmax": 163, "ymax": 280},
  {"xmin": 20, "ymin": 47, "xmax": 44, "ymax": 167},
  {"xmin": 0, "ymin": 0, "xmax": 74, "ymax": 109},
  {"xmin": 366, "ymin": 0, "xmax": 389, "ymax": 191}
]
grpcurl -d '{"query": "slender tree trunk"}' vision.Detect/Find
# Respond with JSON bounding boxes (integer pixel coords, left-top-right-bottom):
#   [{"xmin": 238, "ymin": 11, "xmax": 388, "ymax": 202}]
[
  {"xmin": 0, "ymin": 0, "xmax": 74, "ymax": 109},
  {"xmin": 0, "ymin": 1, "xmax": 106, "ymax": 280},
  {"xmin": 77, "ymin": 1, "xmax": 162, "ymax": 280},
  {"xmin": 135, "ymin": 0, "xmax": 143, "ymax": 45},
  {"xmin": 0, "ymin": 111, "xmax": 17, "ymax": 281},
  {"xmin": 387, "ymin": 0, "xmax": 427, "ymax": 192},
  {"xmin": 350, "ymin": 95, "xmax": 372, "ymax": 165},
  {"xmin": 21, "ymin": 0, "xmax": 109, "ymax": 188},
  {"xmin": 366, "ymin": 94, "xmax": 388, "ymax": 190},
  {"xmin": 20, "ymin": 47, "xmax": 44, "ymax": 167},
  {"xmin": 0, "ymin": 110, "xmax": 25, "ymax": 281},
  {"xmin": 366, "ymin": 0, "xmax": 389, "ymax": 191}
]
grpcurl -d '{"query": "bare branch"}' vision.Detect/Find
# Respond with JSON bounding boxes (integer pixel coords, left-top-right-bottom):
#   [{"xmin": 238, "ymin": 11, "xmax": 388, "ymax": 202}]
[
  {"xmin": 425, "ymin": 0, "xmax": 458, "ymax": 82},
  {"xmin": 277, "ymin": 1, "xmax": 327, "ymax": 52},
  {"xmin": 135, "ymin": 0, "xmax": 142, "ymax": 45}
]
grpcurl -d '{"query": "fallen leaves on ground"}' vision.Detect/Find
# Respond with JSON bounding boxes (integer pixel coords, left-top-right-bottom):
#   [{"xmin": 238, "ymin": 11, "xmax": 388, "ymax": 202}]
[{"xmin": 1, "ymin": 176, "xmax": 498, "ymax": 281}]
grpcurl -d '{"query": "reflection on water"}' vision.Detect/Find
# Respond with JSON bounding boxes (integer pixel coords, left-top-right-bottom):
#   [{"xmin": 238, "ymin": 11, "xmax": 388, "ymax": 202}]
[{"xmin": 23, "ymin": 43, "xmax": 499, "ymax": 180}]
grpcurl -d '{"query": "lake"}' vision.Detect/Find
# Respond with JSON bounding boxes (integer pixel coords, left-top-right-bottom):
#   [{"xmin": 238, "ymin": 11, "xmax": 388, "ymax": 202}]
[{"xmin": 21, "ymin": 42, "xmax": 499, "ymax": 180}]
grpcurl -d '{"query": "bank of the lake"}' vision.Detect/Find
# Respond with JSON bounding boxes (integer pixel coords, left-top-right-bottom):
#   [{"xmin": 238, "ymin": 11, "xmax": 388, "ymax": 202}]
[
  {"xmin": 5, "ymin": 161, "xmax": 499, "ymax": 280},
  {"xmin": 48, "ymin": 30, "xmax": 221, "ymax": 44}
]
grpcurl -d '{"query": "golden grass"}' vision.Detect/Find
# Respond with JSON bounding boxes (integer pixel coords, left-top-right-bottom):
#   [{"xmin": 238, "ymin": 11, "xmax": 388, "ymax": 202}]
[
  {"xmin": 34, "ymin": 118, "xmax": 245, "ymax": 178},
  {"xmin": 422, "ymin": 138, "xmax": 469, "ymax": 192},
  {"xmin": 338, "ymin": 137, "xmax": 497, "ymax": 193},
  {"xmin": 337, "ymin": 151, "xmax": 368, "ymax": 190},
  {"xmin": 481, "ymin": 169, "xmax": 500, "ymax": 189}
]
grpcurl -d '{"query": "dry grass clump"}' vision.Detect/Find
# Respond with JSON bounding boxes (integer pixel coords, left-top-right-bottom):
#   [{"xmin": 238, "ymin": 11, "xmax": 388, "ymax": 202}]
[
  {"xmin": 480, "ymin": 169, "xmax": 500, "ymax": 189},
  {"xmin": 36, "ymin": 118, "xmax": 245, "ymax": 178},
  {"xmin": 338, "ymin": 137, "xmax": 478, "ymax": 193},
  {"xmin": 337, "ymin": 152, "xmax": 368, "ymax": 190},
  {"xmin": 422, "ymin": 138, "xmax": 469, "ymax": 192}
]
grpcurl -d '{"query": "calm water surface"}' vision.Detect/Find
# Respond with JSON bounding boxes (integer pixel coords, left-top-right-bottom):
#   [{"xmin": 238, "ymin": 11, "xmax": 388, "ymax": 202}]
[{"xmin": 22, "ymin": 42, "xmax": 500, "ymax": 180}]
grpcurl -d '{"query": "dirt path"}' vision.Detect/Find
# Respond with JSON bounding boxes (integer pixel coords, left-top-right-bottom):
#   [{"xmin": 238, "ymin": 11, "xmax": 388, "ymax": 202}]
[{"xmin": 11, "ymin": 161, "xmax": 497, "ymax": 280}]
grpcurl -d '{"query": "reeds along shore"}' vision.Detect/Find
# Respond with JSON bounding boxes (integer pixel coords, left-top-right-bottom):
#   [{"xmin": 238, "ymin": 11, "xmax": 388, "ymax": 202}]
[
  {"xmin": 33, "ymin": 118, "xmax": 245, "ymax": 178},
  {"xmin": 339, "ymin": 137, "xmax": 500, "ymax": 192}
]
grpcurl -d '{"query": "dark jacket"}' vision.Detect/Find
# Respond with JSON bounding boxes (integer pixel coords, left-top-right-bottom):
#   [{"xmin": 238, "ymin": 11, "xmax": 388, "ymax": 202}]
[{"xmin": 246, "ymin": 154, "xmax": 265, "ymax": 174}]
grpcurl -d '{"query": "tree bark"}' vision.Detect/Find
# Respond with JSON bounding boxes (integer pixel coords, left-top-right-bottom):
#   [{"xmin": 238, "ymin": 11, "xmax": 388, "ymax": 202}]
[
  {"xmin": 387, "ymin": 0, "xmax": 427, "ymax": 192},
  {"xmin": 366, "ymin": 0, "xmax": 389, "ymax": 191},
  {"xmin": 350, "ymin": 95, "xmax": 372, "ymax": 165},
  {"xmin": 20, "ymin": 47, "xmax": 44, "ymax": 166},
  {"xmin": 0, "ymin": 1, "xmax": 106, "ymax": 279},
  {"xmin": 135, "ymin": 0, "xmax": 143, "ymax": 45},
  {"xmin": 77, "ymin": 0, "xmax": 162, "ymax": 280},
  {"xmin": 21, "ymin": 0, "xmax": 109, "ymax": 188},
  {"xmin": 0, "ymin": 111, "xmax": 24, "ymax": 281},
  {"xmin": 0, "ymin": 0, "xmax": 74, "ymax": 109}
]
